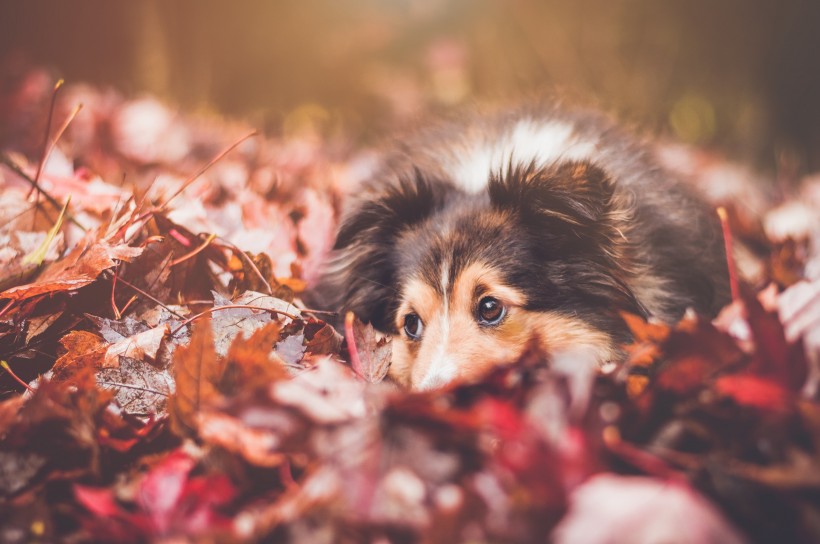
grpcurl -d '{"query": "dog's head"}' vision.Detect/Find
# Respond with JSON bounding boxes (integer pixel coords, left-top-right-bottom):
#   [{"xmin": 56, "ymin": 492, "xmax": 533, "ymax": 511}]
[{"xmin": 327, "ymin": 160, "xmax": 642, "ymax": 389}]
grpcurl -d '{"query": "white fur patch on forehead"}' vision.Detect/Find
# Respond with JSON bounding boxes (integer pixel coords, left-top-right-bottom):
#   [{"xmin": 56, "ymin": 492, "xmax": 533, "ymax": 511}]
[{"xmin": 446, "ymin": 119, "xmax": 599, "ymax": 193}]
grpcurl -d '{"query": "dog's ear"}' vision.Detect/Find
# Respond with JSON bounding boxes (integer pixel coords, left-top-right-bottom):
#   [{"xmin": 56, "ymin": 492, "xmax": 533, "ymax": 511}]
[
  {"xmin": 489, "ymin": 161, "xmax": 614, "ymax": 235},
  {"xmin": 490, "ymin": 159, "xmax": 644, "ymax": 316},
  {"xmin": 488, "ymin": 160, "xmax": 619, "ymax": 241},
  {"xmin": 322, "ymin": 169, "xmax": 448, "ymax": 330},
  {"xmin": 334, "ymin": 168, "xmax": 446, "ymax": 251}
]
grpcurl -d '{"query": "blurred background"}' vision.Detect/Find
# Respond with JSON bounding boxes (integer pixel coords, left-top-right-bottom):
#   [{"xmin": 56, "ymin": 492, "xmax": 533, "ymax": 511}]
[{"xmin": 2, "ymin": 0, "xmax": 820, "ymax": 170}]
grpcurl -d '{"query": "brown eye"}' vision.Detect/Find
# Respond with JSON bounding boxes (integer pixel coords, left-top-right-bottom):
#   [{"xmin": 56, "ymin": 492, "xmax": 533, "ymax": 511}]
[
  {"xmin": 477, "ymin": 296, "xmax": 506, "ymax": 326},
  {"xmin": 403, "ymin": 313, "xmax": 424, "ymax": 340}
]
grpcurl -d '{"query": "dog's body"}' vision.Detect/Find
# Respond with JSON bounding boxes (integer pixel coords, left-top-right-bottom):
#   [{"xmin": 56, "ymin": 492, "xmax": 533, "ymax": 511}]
[{"xmin": 323, "ymin": 104, "xmax": 730, "ymax": 390}]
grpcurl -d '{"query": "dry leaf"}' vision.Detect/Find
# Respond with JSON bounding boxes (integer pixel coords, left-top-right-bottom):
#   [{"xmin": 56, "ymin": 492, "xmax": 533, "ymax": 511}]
[
  {"xmin": 52, "ymin": 330, "xmax": 107, "ymax": 378},
  {"xmin": 349, "ymin": 316, "xmax": 391, "ymax": 384},
  {"xmin": 223, "ymin": 321, "xmax": 289, "ymax": 392},
  {"xmin": 0, "ymin": 239, "xmax": 142, "ymax": 301},
  {"xmin": 168, "ymin": 317, "xmax": 222, "ymax": 437},
  {"xmin": 103, "ymin": 324, "xmax": 169, "ymax": 368}
]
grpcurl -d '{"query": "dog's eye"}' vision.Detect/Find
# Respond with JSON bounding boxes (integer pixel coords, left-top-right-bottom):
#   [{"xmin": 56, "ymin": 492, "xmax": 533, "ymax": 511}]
[
  {"xmin": 477, "ymin": 296, "xmax": 506, "ymax": 325},
  {"xmin": 403, "ymin": 313, "xmax": 424, "ymax": 340}
]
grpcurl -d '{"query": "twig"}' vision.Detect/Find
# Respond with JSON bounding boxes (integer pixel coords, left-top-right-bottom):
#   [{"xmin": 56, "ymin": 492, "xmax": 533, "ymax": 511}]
[
  {"xmin": 170, "ymin": 304, "xmax": 299, "ymax": 336},
  {"xmin": 160, "ymin": 130, "xmax": 258, "ymax": 208},
  {"xmin": 717, "ymin": 207, "xmax": 740, "ymax": 302},
  {"xmin": 98, "ymin": 381, "xmax": 169, "ymax": 397},
  {"xmin": 111, "ymin": 263, "xmax": 123, "ymax": 319},
  {"xmin": 168, "ymin": 228, "xmax": 192, "ymax": 247},
  {"xmin": 115, "ymin": 276, "xmax": 186, "ymax": 319},
  {"xmin": 300, "ymin": 307, "xmax": 338, "ymax": 317},
  {"xmin": 37, "ymin": 103, "xmax": 83, "ymax": 190},
  {"xmin": 0, "ymin": 299, "xmax": 15, "ymax": 319},
  {"xmin": 30, "ymin": 79, "xmax": 64, "ymax": 199},
  {"xmin": 1, "ymin": 360, "xmax": 34, "ymax": 392},
  {"xmin": 602, "ymin": 425, "xmax": 684, "ymax": 481},
  {"xmin": 109, "ymin": 264, "xmax": 138, "ymax": 319},
  {"xmin": 0, "ymin": 153, "xmax": 88, "ymax": 232},
  {"xmin": 170, "ymin": 233, "xmax": 217, "ymax": 266},
  {"xmin": 32, "ymin": 100, "xmax": 83, "ymax": 230}
]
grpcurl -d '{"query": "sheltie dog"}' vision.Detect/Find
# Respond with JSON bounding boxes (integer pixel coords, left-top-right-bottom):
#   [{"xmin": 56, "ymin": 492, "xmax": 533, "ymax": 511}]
[{"xmin": 321, "ymin": 104, "xmax": 730, "ymax": 390}]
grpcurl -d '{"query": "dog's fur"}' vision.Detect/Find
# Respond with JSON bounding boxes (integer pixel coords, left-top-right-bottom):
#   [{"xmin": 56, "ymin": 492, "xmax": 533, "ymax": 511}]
[{"xmin": 320, "ymin": 104, "xmax": 730, "ymax": 390}]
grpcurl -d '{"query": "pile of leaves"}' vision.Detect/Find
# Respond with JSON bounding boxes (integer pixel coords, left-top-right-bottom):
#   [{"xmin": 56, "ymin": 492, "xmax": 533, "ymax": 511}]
[{"xmin": 1, "ymin": 68, "xmax": 820, "ymax": 543}]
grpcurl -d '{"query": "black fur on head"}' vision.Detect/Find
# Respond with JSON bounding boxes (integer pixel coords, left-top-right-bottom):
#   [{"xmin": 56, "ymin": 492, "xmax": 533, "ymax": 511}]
[
  {"xmin": 325, "ymin": 168, "xmax": 453, "ymax": 330},
  {"xmin": 488, "ymin": 159, "xmax": 647, "ymax": 320},
  {"xmin": 489, "ymin": 160, "xmax": 618, "ymax": 249}
]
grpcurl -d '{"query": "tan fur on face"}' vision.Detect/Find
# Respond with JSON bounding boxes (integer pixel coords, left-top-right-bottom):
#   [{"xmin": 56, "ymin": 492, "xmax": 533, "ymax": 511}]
[{"xmin": 389, "ymin": 262, "xmax": 619, "ymax": 390}]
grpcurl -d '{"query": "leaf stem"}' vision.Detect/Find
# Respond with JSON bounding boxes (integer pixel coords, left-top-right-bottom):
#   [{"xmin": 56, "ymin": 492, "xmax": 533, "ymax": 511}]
[
  {"xmin": 1, "ymin": 360, "xmax": 34, "ymax": 392},
  {"xmin": 161, "ymin": 130, "xmax": 258, "ymax": 208},
  {"xmin": 0, "ymin": 153, "xmax": 88, "ymax": 232},
  {"xmin": 344, "ymin": 311, "xmax": 363, "ymax": 378},
  {"xmin": 717, "ymin": 207, "xmax": 740, "ymax": 302},
  {"xmin": 170, "ymin": 304, "xmax": 298, "ymax": 336}
]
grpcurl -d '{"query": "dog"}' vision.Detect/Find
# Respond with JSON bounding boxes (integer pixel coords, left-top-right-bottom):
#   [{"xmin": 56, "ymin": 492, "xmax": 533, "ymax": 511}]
[{"xmin": 321, "ymin": 103, "xmax": 730, "ymax": 390}]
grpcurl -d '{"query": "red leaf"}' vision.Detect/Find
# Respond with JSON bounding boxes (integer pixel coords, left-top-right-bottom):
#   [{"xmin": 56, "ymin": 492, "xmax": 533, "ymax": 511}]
[
  {"xmin": 744, "ymin": 290, "xmax": 809, "ymax": 391},
  {"xmin": 136, "ymin": 451, "xmax": 196, "ymax": 534},
  {"xmin": 714, "ymin": 374, "xmax": 790, "ymax": 412},
  {"xmin": 74, "ymin": 484, "xmax": 123, "ymax": 518}
]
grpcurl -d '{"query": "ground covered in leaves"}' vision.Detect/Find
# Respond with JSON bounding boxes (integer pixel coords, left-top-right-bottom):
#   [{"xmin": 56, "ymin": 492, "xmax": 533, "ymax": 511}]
[{"xmin": 1, "ymin": 68, "xmax": 820, "ymax": 543}]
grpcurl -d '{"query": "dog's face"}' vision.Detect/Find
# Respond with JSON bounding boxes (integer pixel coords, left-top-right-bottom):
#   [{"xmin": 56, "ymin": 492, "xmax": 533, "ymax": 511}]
[{"xmin": 329, "ymin": 160, "xmax": 643, "ymax": 390}]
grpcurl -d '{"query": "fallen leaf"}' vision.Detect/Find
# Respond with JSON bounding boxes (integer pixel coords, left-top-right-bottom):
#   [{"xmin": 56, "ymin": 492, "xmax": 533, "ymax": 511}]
[
  {"xmin": 271, "ymin": 357, "xmax": 366, "ymax": 424},
  {"xmin": 25, "ymin": 311, "xmax": 63, "ymax": 344},
  {"xmin": 275, "ymin": 330, "xmax": 307, "ymax": 367},
  {"xmin": 211, "ymin": 290, "xmax": 299, "ymax": 358},
  {"xmin": 197, "ymin": 409, "xmax": 289, "ymax": 467},
  {"xmin": 222, "ymin": 321, "xmax": 288, "ymax": 393},
  {"xmin": 348, "ymin": 315, "xmax": 391, "ymax": 384},
  {"xmin": 304, "ymin": 319, "xmax": 343, "ymax": 357},
  {"xmin": 744, "ymin": 290, "xmax": 808, "ymax": 391},
  {"xmin": 97, "ymin": 356, "xmax": 174, "ymax": 415},
  {"xmin": 168, "ymin": 317, "xmax": 222, "ymax": 437},
  {"xmin": 553, "ymin": 475, "xmax": 746, "ymax": 544},
  {"xmin": 0, "ymin": 238, "xmax": 142, "ymax": 301},
  {"xmin": 52, "ymin": 330, "xmax": 107, "ymax": 379},
  {"xmin": 714, "ymin": 373, "xmax": 790, "ymax": 412},
  {"xmin": 103, "ymin": 324, "xmax": 169, "ymax": 367}
]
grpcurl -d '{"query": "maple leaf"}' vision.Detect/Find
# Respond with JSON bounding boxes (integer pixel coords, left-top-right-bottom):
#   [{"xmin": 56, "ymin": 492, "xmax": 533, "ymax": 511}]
[
  {"xmin": 51, "ymin": 330, "xmax": 107, "ymax": 379},
  {"xmin": 97, "ymin": 356, "xmax": 173, "ymax": 415},
  {"xmin": 346, "ymin": 313, "xmax": 392, "ymax": 384},
  {"xmin": 211, "ymin": 290, "xmax": 300, "ymax": 358},
  {"xmin": 222, "ymin": 321, "xmax": 289, "ymax": 394},
  {"xmin": 651, "ymin": 318, "xmax": 745, "ymax": 396},
  {"xmin": 0, "ymin": 238, "xmax": 142, "ymax": 301},
  {"xmin": 271, "ymin": 357, "xmax": 366, "ymax": 424},
  {"xmin": 49, "ymin": 319, "xmax": 171, "ymax": 416},
  {"xmin": 714, "ymin": 373, "xmax": 790, "ymax": 413},
  {"xmin": 74, "ymin": 450, "xmax": 237, "ymax": 541},
  {"xmin": 304, "ymin": 318, "xmax": 344, "ymax": 358},
  {"xmin": 102, "ymin": 324, "xmax": 169, "ymax": 368},
  {"xmin": 168, "ymin": 317, "xmax": 222, "ymax": 437},
  {"xmin": 743, "ymin": 287, "xmax": 809, "ymax": 392}
]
